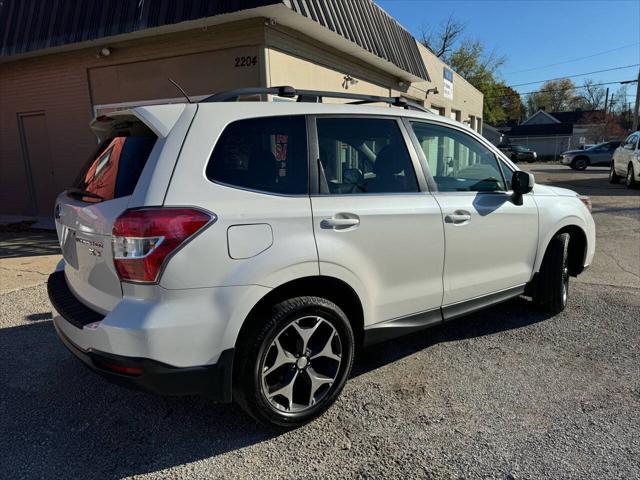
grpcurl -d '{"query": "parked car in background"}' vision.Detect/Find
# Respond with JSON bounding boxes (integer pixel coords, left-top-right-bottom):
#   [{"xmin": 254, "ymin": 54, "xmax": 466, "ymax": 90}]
[
  {"xmin": 610, "ymin": 132, "xmax": 640, "ymax": 188},
  {"xmin": 561, "ymin": 141, "xmax": 622, "ymax": 170},
  {"xmin": 499, "ymin": 144, "xmax": 537, "ymax": 163}
]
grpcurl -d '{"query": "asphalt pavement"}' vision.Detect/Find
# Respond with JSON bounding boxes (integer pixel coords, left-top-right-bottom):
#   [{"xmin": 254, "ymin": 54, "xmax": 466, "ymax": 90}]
[{"xmin": 0, "ymin": 163, "xmax": 638, "ymax": 479}]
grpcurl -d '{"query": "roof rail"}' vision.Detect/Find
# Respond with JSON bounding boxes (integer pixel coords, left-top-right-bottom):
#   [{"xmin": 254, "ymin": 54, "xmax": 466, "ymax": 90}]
[{"xmin": 201, "ymin": 86, "xmax": 429, "ymax": 113}]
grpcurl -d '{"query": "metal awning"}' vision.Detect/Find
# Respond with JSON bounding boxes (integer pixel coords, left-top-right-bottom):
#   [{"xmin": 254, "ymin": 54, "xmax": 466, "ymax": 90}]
[{"xmin": 0, "ymin": 0, "xmax": 429, "ymax": 81}]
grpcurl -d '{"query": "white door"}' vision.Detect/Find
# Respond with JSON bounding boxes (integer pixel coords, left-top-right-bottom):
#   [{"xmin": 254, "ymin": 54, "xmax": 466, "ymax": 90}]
[
  {"xmin": 408, "ymin": 120, "xmax": 539, "ymax": 309},
  {"xmin": 310, "ymin": 116, "xmax": 445, "ymax": 326},
  {"xmin": 616, "ymin": 133, "xmax": 638, "ymax": 175}
]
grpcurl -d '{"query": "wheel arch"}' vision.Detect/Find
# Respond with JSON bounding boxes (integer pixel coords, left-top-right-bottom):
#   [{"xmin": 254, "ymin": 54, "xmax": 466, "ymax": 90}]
[
  {"xmin": 233, "ymin": 276, "xmax": 366, "ymax": 350},
  {"xmin": 538, "ymin": 224, "xmax": 588, "ymax": 276}
]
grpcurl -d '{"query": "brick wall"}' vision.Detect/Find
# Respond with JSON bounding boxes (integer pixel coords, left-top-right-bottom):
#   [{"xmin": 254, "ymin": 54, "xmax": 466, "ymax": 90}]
[{"xmin": 0, "ymin": 19, "xmax": 264, "ymax": 216}]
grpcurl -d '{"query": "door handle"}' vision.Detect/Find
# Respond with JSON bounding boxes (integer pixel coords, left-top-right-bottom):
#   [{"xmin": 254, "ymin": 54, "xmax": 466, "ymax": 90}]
[
  {"xmin": 321, "ymin": 215, "xmax": 360, "ymax": 230},
  {"xmin": 444, "ymin": 211, "xmax": 471, "ymax": 224}
]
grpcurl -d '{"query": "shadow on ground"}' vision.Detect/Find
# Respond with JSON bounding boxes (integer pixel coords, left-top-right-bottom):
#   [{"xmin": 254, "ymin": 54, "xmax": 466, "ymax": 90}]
[
  {"xmin": 0, "ymin": 231, "xmax": 60, "ymax": 259},
  {"xmin": 0, "ymin": 298, "xmax": 549, "ymax": 478}
]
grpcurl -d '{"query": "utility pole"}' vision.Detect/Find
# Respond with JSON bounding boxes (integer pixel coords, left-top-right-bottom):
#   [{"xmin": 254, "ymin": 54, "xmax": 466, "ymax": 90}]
[
  {"xmin": 633, "ymin": 68, "xmax": 640, "ymax": 131},
  {"xmin": 603, "ymin": 87, "xmax": 609, "ymax": 141}
]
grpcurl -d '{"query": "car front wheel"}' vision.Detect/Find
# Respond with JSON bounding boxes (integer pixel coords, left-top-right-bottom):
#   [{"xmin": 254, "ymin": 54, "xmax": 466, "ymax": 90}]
[
  {"xmin": 234, "ymin": 296, "xmax": 355, "ymax": 428},
  {"xmin": 626, "ymin": 164, "xmax": 637, "ymax": 188},
  {"xmin": 532, "ymin": 233, "xmax": 570, "ymax": 315},
  {"xmin": 572, "ymin": 157, "xmax": 588, "ymax": 170}
]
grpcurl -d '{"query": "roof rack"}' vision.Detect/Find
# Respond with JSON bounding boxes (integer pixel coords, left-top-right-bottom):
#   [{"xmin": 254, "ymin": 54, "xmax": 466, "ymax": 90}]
[{"xmin": 201, "ymin": 86, "xmax": 429, "ymax": 113}]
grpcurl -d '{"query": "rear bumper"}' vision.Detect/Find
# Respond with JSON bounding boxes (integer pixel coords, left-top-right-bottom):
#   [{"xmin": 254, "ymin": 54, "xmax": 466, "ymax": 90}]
[{"xmin": 48, "ymin": 271, "xmax": 234, "ymax": 401}]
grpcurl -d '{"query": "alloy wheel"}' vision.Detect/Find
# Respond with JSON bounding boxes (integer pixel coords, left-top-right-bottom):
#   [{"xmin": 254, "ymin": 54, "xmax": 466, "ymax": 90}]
[{"xmin": 260, "ymin": 316, "xmax": 342, "ymax": 413}]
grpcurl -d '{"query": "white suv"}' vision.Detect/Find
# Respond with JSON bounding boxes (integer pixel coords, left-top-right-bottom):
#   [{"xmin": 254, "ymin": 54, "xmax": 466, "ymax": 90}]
[
  {"xmin": 48, "ymin": 87, "xmax": 596, "ymax": 428},
  {"xmin": 610, "ymin": 131, "xmax": 640, "ymax": 188}
]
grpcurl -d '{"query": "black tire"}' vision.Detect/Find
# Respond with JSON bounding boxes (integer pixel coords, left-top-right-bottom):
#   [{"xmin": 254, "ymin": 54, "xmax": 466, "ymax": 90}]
[
  {"xmin": 571, "ymin": 157, "xmax": 589, "ymax": 170},
  {"xmin": 233, "ymin": 296, "xmax": 355, "ymax": 429},
  {"xmin": 609, "ymin": 163, "xmax": 620, "ymax": 183},
  {"xmin": 532, "ymin": 233, "xmax": 570, "ymax": 315},
  {"xmin": 626, "ymin": 164, "xmax": 637, "ymax": 189}
]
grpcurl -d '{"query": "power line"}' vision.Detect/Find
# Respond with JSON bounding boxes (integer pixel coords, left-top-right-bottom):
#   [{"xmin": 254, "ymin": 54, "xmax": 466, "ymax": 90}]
[
  {"xmin": 508, "ymin": 64, "xmax": 640, "ymax": 88},
  {"xmin": 484, "ymin": 79, "xmax": 638, "ymax": 100},
  {"xmin": 503, "ymin": 42, "xmax": 640, "ymax": 75}
]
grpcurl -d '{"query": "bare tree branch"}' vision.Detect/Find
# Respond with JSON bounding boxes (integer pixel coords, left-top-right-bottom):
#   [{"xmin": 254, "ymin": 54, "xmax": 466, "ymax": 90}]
[{"xmin": 420, "ymin": 15, "xmax": 465, "ymax": 58}]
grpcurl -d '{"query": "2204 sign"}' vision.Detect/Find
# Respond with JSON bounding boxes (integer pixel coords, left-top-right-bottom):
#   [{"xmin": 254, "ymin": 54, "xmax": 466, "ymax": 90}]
[{"xmin": 235, "ymin": 56, "xmax": 258, "ymax": 67}]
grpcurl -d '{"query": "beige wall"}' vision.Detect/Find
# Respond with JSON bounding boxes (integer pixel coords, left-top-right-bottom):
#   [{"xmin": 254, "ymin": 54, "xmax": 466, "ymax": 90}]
[
  {"xmin": 411, "ymin": 43, "xmax": 484, "ymax": 131},
  {"xmin": 267, "ymin": 48, "xmax": 391, "ymax": 101}
]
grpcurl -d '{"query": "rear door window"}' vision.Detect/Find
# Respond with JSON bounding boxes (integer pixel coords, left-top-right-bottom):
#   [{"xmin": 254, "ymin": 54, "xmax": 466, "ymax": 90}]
[
  {"xmin": 206, "ymin": 115, "xmax": 308, "ymax": 195},
  {"xmin": 73, "ymin": 135, "xmax": 157, "ymax": 202},
  {"xmin": 316, "ymin": 117, "xmax": 419, "ymax": 194}
]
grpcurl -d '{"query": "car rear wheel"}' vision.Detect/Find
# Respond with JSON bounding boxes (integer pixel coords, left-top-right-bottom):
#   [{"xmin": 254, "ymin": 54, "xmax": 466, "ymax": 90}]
[
  {"xmin": 609, "ymin": 163, "xmax": 620, "ymax": 183},
  {"xmin": 626, "ymin": 164, "xmax": 637, "ymax": 189},
  {"xmin": 571, "ymin": 157, "xmax": 588, "ymax": 170},
  {"xmin": 234, "ymin": 296, "xmax": 355, "ymax": 428},
  {"xmin": 532, "ymin": 233, "xmax": 570, "ymax": 315}
]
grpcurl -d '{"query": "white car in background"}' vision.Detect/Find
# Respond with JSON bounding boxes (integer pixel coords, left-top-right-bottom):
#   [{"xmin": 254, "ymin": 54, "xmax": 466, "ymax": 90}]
[{"xmin": 610, "ymin": 131, "xmax": 640, "ymax": 188}]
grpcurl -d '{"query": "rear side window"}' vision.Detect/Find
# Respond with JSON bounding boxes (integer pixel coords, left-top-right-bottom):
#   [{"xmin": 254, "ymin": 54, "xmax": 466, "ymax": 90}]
[
  {"xmin": 73, "ymin": 135, "xmax": 157, "ymax": 202},
  {"xmin": 206, "ymin": 116, "xmax": 308, "ymax": 195}
]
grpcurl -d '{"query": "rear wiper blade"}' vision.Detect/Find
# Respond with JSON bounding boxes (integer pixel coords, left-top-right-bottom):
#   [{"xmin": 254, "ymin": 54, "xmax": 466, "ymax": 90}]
[{"xmin": 65, "ymin": 188, "xmax": 104, "ymax": 201}]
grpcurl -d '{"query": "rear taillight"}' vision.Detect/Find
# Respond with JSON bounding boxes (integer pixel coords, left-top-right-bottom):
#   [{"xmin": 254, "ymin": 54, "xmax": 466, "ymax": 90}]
[{"xmin": 112, "ymin": 208, "xmax": 212, "ymax": 283}]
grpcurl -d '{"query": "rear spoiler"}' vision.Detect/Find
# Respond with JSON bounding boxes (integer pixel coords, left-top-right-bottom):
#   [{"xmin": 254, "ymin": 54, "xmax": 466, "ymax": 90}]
[{"xmin": 90, "ymin": 104, "xmax": 190, "ymax": 141}]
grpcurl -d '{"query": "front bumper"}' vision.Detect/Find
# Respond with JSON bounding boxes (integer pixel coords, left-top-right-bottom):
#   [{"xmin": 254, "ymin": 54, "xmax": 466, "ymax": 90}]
[
  {"xmin": 48, "ymin": 271, "xmax": 234, "ymax": 401},
  {"xmin": 561, "ymin": 156, "xmax": 572, "ymax": 165}
]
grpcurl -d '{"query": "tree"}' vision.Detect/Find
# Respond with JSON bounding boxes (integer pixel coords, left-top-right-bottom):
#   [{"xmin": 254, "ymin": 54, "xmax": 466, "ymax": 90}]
[
  {"xmin": 496, "ymin": 85, "xmax": 524, "ymax": 123},
  {"xmin": 608, "ymin": 84, "xmax": 629, "ymax": 116},
  {"xmin": 577, "ymin": 79, "xmax": 607, "ymax": 110},
  {"xmin": 420, "ymin": 15, "xmax": 465, "ymax": 59},
  {"xmin": 526, "ymin": 78, "xmax": 579, "ymax": 114},
  {"xmin": 444, "ymin": 40, "xmax": 511, "ymax": 124}
]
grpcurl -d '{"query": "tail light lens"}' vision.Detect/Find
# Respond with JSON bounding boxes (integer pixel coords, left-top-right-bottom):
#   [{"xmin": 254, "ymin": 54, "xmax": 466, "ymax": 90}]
[{"xmin": 112, "ymin": 208, "xmax": 213, "ymax": 283}]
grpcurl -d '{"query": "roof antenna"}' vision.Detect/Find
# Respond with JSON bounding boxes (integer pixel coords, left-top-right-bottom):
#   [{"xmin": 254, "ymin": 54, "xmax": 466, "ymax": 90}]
[{"xmin": 168, "ymin": 78, "xmax": 192, "ymax": 104}]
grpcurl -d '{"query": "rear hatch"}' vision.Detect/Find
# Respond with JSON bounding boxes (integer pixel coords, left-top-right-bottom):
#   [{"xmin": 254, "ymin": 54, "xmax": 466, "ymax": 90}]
[{"xmin": 56, "ymin": 112, "xmax": 160, "ymax": 313}]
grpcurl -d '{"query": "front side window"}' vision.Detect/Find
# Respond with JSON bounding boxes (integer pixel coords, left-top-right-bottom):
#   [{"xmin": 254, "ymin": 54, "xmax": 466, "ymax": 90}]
[
  {"xmin": 206, "ymin": 116, "xmax": 308, "ymax": 195},
  {"xmin": 316, "ymin": 117, "xmax": 419, "ymax": 194},
  {"xmin": 410, "ymin": 121, "xmax": 506, "ymax": 192}
]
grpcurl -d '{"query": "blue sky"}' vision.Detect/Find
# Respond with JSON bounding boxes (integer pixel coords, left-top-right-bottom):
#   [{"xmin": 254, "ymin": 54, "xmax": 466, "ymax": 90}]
[{"xmin": 377, "ymin": 0, "xmax": 640, "ymax": 106}]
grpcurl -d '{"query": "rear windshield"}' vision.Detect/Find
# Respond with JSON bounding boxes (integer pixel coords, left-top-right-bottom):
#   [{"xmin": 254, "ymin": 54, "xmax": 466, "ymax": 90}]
[{"xmin": 72, "ymin": 135, "xmax": 157, "ymax": 202}]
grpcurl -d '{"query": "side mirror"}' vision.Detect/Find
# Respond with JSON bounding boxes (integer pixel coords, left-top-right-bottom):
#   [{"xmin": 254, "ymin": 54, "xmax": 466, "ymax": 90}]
[{"xmin": 511, "ymin": 170, "xmax": 534, "ymax": 205}]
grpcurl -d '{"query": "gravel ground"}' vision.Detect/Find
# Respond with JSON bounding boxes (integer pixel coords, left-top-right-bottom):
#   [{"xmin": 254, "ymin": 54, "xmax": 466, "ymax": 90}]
[{"xmin": 1, "ymin": 164, "xmax": 639, "ymax": 479}]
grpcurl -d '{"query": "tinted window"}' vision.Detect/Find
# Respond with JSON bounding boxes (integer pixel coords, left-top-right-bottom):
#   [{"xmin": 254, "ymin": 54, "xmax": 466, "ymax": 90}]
[
  {"xmin": 206, "ymin": 116, "xmax": 307, "ymax": 195},
  {"xmin": 316, "ymin": 118, "xmax": 419, "ymax": 194},
  {"xmin": 410, "ymin": 121, "xmax": 506, "ymax": 192},
  {"xmin": 73, "ymin": 135, "xmax": 157, "ymax": 202}
]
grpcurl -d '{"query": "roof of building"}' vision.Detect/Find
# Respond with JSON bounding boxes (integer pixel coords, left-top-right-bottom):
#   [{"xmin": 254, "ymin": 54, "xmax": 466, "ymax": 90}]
[
  {"xmin": 521, "ymin": 109, "xmax": 561, "ymax": 125},
  {"xmin": 522, "ymin": 109, "xmax": 605, "ymax": 126},
  {"xmin": 0, "ymin": 0, "xmax": 429, "ymax": 81},
  {"xmin": 548, "ymin": 110, "xmax": 604, "ymax": 124}
]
